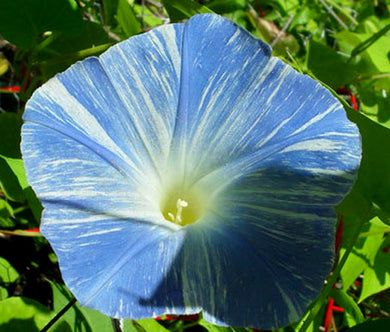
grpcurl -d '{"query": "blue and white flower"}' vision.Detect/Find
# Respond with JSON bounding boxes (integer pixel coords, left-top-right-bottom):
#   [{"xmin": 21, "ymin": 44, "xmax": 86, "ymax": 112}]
[{"xmin": 21, "ymin": 14, "xmax": 361, "ymax": 329}]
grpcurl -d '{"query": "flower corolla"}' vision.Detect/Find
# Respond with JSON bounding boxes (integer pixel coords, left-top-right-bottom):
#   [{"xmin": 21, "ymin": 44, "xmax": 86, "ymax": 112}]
[{"xmin": 21, "ymin": 14, "xmax": 361, "ymax": 329}]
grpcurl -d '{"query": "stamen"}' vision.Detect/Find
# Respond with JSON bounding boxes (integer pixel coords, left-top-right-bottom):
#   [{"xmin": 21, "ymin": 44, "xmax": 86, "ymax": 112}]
[
  {"xmin": 176, "ymin": 199, "xmax": 188, "ymax": 223},
  {"xmin": 168, "ymin": 198, "xmax": 188, "ymax": 224}
]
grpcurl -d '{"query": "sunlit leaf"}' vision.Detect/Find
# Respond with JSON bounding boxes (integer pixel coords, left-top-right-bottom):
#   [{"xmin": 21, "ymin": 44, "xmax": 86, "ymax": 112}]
[
  {"xmin": 335, "ymin": 30, "xmax": 390, "ymax": 90},
  {"xmin": 0, "ymin": 297, "xmax": 53, "ymax": 331},
  {"xmin": 117, "ymin": 0, "xmax": 141, "ymax": 37},
  {"xmin": 49, "ymin": 281, "xmax": 115, "ymax": 332},
  {"xmin": 0, "ymin": 198, "xmax": 14, "ymax": 228},
  {"xmin": 358, "ymin": 81, "xmax": 390, "ymax": 129},
  {"xmin": 198, "ymin": 319, "xmax": 251, "ymax": 331},
  {"xmin": 359, "ymin": 236, "xmax": 390, "ymax": 302},
  {"xmin": 339, "ymin": 217, "xmax": 388, "ymax": 289},
  {"xmin": 134, "ymin": 319, "xmax": 170, "ymax": 332},
  {"xmin": 0, "ymin": 286, "xmax": 8, "ymax": 301},
  {"xmin": 133, "ymin": 5, "xmax": 164, "ymax": 27},
  {"xmin": 0, "ymin": 257, "xmax": 19, "ymax": 283}
]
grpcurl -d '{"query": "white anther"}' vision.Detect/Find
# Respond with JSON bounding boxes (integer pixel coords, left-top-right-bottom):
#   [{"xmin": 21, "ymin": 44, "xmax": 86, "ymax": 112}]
[{"xmin": 173, "ymin": 198, "xmax": 188, "ymax": 224}]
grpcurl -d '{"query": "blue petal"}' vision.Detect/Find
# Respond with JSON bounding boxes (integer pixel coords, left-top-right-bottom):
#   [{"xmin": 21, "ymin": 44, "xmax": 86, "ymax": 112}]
[
  {"xmin": 21, "ymin": 13, "xmax": 361, "ymax": 330},
  {"xmin": 140, "ymin": 210, "xmax": 330, "ymax": 328},
  {"xmin": 22, "ymin": 21, "xmax": 186, "ymax": 317},
  {"xmin": 22, "ymin": 116, "xmax": 185, "ymax": 316},
  {"xmin": 24, "ymin": 23, "xmax": 184, "ymax": 182},
  {"xmin": 168, "ymin": 15, "xmax": 360, "ymax": 188},
  {"xmin": 137, "ymin": 168, "xmax": 359, "ymax": 328}
]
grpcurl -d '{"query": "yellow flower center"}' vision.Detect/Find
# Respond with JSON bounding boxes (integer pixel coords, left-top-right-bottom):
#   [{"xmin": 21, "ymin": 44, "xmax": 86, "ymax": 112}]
[{"xmin": 160, "ymin": 187, "xmax": 206, "ymax": 226}]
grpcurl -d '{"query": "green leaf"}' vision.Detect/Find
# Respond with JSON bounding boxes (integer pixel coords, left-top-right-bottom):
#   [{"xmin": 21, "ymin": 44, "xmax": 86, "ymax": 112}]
[
  {"xmin": 0, "ymin": 198, "xmax": 13, "ymax": 219},
  {"xmin": 0, "ymin": 205, "xmax": 14, "ymax": 228},
  {"xmin": 117, "ymin": 0, "xmax": 141, "ymax": 38},
  {"xmin": 335, "ymin": 30, "xmax": 390, "ymax": 90},
  {"xmin": 0, "ymin": 111, "xmax": 42, "ymax": 220},
  {"xmin": 358, "ymin": 81, "xmax": 390, "ymax": 129},
  {"xmin": 5, "ymin": 158, "xmax": 29, "ymax": 191},
  {"xmin": 337, "ymin": 110, "xmax": 390, "ymax": 225},
  {"xmin": 45, "ymin": 21, "xmax": 111, "ymax": 56},
  {"xmin": 134, "ymin": 319, "xmax": 170, "ymax": 332},
  {"xmin": 350, "ymin": 23, "xmax": 390, "ymax": 59},
  {"xmin": 133, "ymin": 5, "xmax": 164, "ymax": 28},
  {"xmin": 49, "ymin": 281, "xmax": 115, "ymax": 332},
  {"xmin": 102, "ymin": 0, "xmax": 119, "ymax": 26},
  {"xmin": 0, "ymin": 286, "xmax": 8, "ymax": 301},
  {"xmin": 329, "ymin": 289, "xmax": 364, "ymax": 327},
  {"xmin": 347, "ymin": 318, "xmax": 390, "ymax": 332},
  {"xmin": 0, "ymin": 158, "xmax": 25, "ymax": 202},
  {"xmin": 80, "ymin": 307, "xmax": 115, "ymax": 332},
  {"xmin": 0, "ymin": 0, "xmax": 83, "ymax": 49},
  {"xmin": 0, "ymin": 257, "xmax": 19, "ymax": 284},
  {"xmin": 290, "ymin": 7, "xmax": 309, "ymax": 27},
  {"xmin": 38, "ymin": 21, "xmax": 112, "ymax": 80},
  {"xmin": 162, "ymin": 0, "xmax": 213, "ymax": 22},
  {"xmin": 0, "ymin": 113, "xmax": 25, "ymax": 202},
  {"xmin": 198, "ymin": 319, "xmax": 251, "ymax": 331},
  {"xmin": 122, "ymin": 319, "xmax": 144, "ymax": 332},
  {"xmin": 340, "ymin": 217, "xmax": 387, "ymax": 289},
  {"xmin": 0, "ymin": 297, "xmax": 53, "ymax": 331},
  {"xmin": 306, "ymin": 40, "xmax": 356, "ymax": 88},
  {"xmin": 1, "ymin": 157, "xmax": 42, "ymax": 222},
  {"xmin": 359, "ymin": 236, "xmax": 390, "ymax": 302},
  {"xmin": 290, "ymin": 307, "xmax": 323, "ymax": 332},
  {"xmin": 0, "ymin": 113, "xmax": 22, "ymax": 159},
  {"xmin": 206, "ymin": 0, "xmax": 246, "ymax": 14}
]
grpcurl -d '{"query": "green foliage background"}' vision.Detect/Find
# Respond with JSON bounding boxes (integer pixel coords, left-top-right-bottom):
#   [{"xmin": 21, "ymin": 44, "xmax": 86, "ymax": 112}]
[{"xmin": 1, "ymin": 0, "xmax": 390, "ymax": 331}]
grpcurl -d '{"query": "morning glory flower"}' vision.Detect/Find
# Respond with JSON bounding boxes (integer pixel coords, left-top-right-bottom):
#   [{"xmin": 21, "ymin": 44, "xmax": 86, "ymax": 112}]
[{"xmin": 21, "ymin": 14, "xmax": 361, "ymax": 329}]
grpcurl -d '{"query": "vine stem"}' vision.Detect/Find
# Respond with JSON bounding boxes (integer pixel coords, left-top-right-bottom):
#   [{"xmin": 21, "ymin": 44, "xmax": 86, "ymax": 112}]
[
  {"xmin": 295, "ymin": 213, "xmax": 368, "ymax": 331},
  {"xmin": 40, "ymin": 297, "xmax": 77, "ymax": 332}
]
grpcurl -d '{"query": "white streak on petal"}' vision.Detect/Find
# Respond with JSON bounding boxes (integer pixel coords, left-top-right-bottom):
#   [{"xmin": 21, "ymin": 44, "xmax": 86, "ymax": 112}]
[
  {"xmin": 289, "ymin": 102, "xmax": 339, "ymax": 137},
  {"xmin": 280, "ymin": 138, "xmax": 343, "ymax": 153},
  {"xmin": 43, "ymin": 78, "xmax": 137, "ymax": 171},
  {"xmin": 77, "ymin": 228, "xmax": 124, "ymax": 238}
]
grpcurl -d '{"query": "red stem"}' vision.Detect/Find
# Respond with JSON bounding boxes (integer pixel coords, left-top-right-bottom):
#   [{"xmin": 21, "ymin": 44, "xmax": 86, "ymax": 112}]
[
  {"xmin": 0, "ymin": 86, "xmax": 21, "ymax": 93},
  {"xmin": 324, "ymin": 297, "xmax": 335, "ymax": 330}
]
